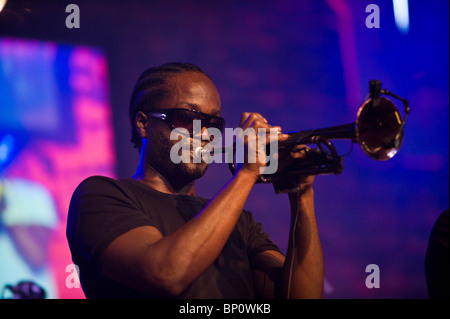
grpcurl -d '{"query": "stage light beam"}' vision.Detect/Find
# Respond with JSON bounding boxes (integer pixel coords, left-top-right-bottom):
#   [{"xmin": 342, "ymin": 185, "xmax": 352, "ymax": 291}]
[
  {"xmin": 0, "ymin": 0, "xmax": 7, "ymax": 13},
  {"xmin": 393, "ymin": 0, "xmax": 410, "ymax": 34}
]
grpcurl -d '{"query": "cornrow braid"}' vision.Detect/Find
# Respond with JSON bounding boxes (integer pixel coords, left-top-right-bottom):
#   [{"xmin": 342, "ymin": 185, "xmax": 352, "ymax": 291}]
[{"xmin": 129, "ymin": 62, "xmax": 208, "ymax": 149}]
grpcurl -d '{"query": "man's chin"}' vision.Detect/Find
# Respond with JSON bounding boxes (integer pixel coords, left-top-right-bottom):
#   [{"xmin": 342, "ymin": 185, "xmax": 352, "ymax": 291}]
[{"xmin": 182, "ymin": 162, "xmax": 209, "ymax": 180}]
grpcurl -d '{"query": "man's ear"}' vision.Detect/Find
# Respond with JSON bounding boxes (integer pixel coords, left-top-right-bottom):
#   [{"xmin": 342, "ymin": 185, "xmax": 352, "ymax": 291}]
[{"xmin": 135, "ymin": 111, "xmax": 149, "ymax": 138}]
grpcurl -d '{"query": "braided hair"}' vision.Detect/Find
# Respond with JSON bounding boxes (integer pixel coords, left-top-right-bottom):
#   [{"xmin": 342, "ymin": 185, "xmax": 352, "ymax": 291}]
[{"xmin": 129, "ymin": 62, "xmax": 209, "ymax": 149}]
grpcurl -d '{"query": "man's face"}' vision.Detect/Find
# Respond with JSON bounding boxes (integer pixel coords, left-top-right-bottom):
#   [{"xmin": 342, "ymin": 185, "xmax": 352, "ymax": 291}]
[{"xmin": 143, "ymin": 71, "xmax": 222, "ymax": 185}]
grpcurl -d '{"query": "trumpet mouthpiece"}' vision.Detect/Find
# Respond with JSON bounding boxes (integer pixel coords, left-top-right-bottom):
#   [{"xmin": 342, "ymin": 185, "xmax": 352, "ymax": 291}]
[{"xmin": 194, "ymin": 146, "xmax": 203, "ymax": 160}]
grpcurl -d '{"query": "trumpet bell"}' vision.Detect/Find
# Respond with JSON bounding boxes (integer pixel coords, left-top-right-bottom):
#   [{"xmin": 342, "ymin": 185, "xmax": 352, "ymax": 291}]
[{"xmin": 356, "ymin": 96, "xmax": 404, "ymax": 161}]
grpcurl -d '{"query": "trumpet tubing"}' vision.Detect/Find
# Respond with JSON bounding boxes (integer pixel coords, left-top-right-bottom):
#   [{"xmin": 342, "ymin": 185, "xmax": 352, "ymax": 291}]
[{"xmin": 228, "ymin": 80, "xmax": 410, "ymax": 187}]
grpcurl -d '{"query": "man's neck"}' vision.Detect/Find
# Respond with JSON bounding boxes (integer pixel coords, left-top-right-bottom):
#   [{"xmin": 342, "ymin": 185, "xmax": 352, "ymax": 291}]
[{"xmin": 133, "ymin": 162, "xmax": 196, "ymax": 196}]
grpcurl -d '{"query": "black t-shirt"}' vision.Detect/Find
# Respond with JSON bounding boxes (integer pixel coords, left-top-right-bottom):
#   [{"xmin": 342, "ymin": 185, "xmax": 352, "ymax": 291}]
[{"xmin": 66, "ymin": 176, "xmax": 282, "ymax": 299}]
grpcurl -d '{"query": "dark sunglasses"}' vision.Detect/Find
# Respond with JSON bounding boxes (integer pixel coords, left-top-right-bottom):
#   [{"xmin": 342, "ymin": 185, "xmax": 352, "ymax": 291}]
[{"xmin": 147, "ymin": 108, "xmax": 225, "ymax": 135}]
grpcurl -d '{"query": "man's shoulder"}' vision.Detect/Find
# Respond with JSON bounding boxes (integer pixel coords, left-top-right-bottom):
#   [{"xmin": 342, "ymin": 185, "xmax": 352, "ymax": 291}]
[
  {"xmin": 76, "ymin": 175, "xmax": 136, "ymax": 190},
  {"xmin": 72, "ymin": 175, "xmax": 135, "ymax": 199},
  {"xmin": 78, "ymin": 175, "xmax": 116, "ymax": 186}
]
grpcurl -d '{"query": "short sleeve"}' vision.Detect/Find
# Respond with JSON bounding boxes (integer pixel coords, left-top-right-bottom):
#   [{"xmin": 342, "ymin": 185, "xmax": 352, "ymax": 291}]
[
  {"xmin": 66, "ymin": 176, "xmax": 155, "ymax": 269},
  {"xmin": 238, "ymin": 210, "xmax": 283, "ymax": 258}
]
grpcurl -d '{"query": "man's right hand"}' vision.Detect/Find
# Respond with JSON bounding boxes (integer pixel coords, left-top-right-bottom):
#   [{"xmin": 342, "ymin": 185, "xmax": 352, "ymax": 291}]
[{"xmin": 235, "ymin": 112, "xmax": 289, "ymax": 179}]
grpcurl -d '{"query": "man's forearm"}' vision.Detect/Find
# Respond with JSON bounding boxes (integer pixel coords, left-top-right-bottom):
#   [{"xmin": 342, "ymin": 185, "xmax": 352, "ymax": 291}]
[{"xmin": 282, "ymin": 188, "xmax": 324, "ymax": 298}]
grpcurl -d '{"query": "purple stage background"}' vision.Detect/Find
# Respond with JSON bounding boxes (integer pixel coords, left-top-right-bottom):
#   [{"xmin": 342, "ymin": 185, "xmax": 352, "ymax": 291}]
[{"xmin": 1, "ymin": 0, "xmax": 448, "ymax": 298}]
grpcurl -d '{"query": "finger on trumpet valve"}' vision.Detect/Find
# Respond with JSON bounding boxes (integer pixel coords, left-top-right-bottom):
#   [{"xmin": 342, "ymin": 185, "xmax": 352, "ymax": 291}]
[{"xmin": 290, "ymin": 144, "xmax": 311, "ymax": 159}]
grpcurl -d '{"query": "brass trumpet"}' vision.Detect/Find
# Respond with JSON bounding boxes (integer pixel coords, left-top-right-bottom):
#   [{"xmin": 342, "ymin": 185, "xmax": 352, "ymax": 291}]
[{"xmin": 229, "ymin": 80, "xmax": 410, "ymax": 192}]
